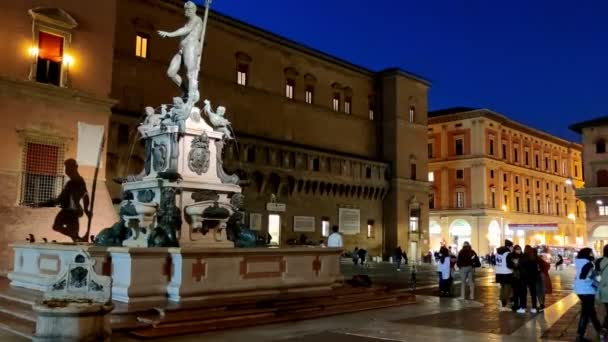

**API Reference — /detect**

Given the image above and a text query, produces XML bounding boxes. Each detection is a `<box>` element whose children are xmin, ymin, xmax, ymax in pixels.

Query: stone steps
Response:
<box><xmin>129</xmin><ymin>290</ymin><xmax>415</xmax><ymax>339</ymax></box>
<box><xmin>0</xmin><ymin>311</ymin><xmax>34</xmax><ymax>339</ymax></box>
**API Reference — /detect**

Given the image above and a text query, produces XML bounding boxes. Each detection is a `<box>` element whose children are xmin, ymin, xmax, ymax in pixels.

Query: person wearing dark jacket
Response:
<box><xmin>495</xmin><ymin>240</ymin><xmax>514</xmax><ymax>311</ymax></box>
<box><xmin>517</xmin><ymin>245</ymin><xmax>539</xmax><ymax>314</ymax></box>
<box><xmin>457</xmin><ymin>241</ymin><xmax>478</xmax><ymax>300</ymax></box>
<box><xmin>509</xmin><ymin>245</ymin><xmax>523</xmax><ymax>312</ymax></box>
<box><xmin>394</xmin><ymin>246</ymin><xmax>403</xmax><ymax>271</ymax></box>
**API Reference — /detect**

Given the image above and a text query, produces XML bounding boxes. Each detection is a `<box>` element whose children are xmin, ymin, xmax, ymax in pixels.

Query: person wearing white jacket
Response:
<box><xmin>437</xmin><ymin>246</ymin><xmax>451</xmax><ymax>296</ymax></box>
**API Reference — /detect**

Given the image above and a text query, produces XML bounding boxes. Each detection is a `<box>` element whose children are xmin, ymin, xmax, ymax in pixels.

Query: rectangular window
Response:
<box><xmin>490</xmin><ymin>170</ymin><xmax>494</xmax><ymax>179</ymax></box>
<box><xmin>305</xmin><ymin>86</ymin><xmax>314</xmax><ymax>104</ymax></box>
<box><xmin>525</xmin><ymin>151</ymin><xmax>529</xmax><ymax>165</ymax></box>
<box><xmin>456</xmin><ymin>191</ymin><xmax>465</xmax><ymax>208</ymax></box>
<box><xmin>428</xmin><ymin>171</ymin><xmax>434</xmax><ymax>182</ymax></box>
<box><xmin>344</xmin><ymin>97</ymin><xmax>352</xmax><ymax>114</ymax></box>
<box><xmin>455</xmin><ymin>138</ymin><xmax>464</xmax><ymax>156</ymax></box>
<box><xmin>575</xmin><ymin>164</ymin><xmax>579</xmax><ymax>177</ymax></box>
<box><xmin>504</xmin><ymin>194</ymin><xmax>509</xmax><ymax>207</ymax></box>
<box><xmin>546</xmin><ymin>200</ymin><xmax>551</xmax><ymax>215</ymax></box>
<box><xmin>502</xmin><ymin>143</ymin><xmax>507</xmax><ymax>159</ymax></box>
<box><xmin>600</xmin><ymin>206</ymin><xmax>608</xmax><ymax>216</ymax></box>
<box><xmin>20</xmin><ymin>141</ymin><xmax>65</xmax><ymax>206</ymax></box>
<box><xmin>409</xmin><ymin>217</ymin><xmax>419</xmax><ymax>232</ymax></box>
<box><xmin>515</xmin><ymin>176</ymin><xmax>519</xmax><ymax>185</ymax></box>
<box><xmin>409</xmin><ymin>106</ymin><xmax>416</xmax><ymax>123</ymax></box>
<box><xmin>537</xmin><ymin>199</ymin><xmax>541</xmax><ymax>214</ymax></box>
<box><xmin>428</xmin><ymin>143</ymin><xmax>433</xmax><ymax>159</ymax></box>
<box><xmin>489</xmin><ymin>140</ymin><xmax>494</xmax><ymax>156</ymax></box>
<box><xmin>565</xmin><ymin>203</ymin><xmax>568</xmax><ymax>215</ymax></box>
<box><xmin>367</xmin><ymin>222</ymin><xmax>374</xmax><ymax>238</ymax></box>
<box><xmin>503</xmin><ymin>173</ymin><xmax>508</xmax><ymax>182</ymax></box>
<box><xmin>545</xmin><ymin>157</ymin><xmax>549</xmax><ymax>170</ymax></box>
<box><xmin>516</xmin><ymin>197</ymin><xmax>520</xmax><ymax>211</ymax></box>
<box><xmin>535</xmin><ymin>154</ymin><xmax>539</xmax><ymax>168</ymax></box>
<box><xmin>536</xmin><ymin>180</ymin><xmax>540</xmax><ymax>188</ymax></box>
<box><xmin>285</xmin><ymin>79</ymin><xmax>295</xmax><ymax>99</ymax></box>
<box><xmin>514</xmin><ymin>148</ymin><xmax>519</xmax><ymax>162</ymax></box>
<box><xmin>554</xmin><ymin>159</ymin><xmax>558</xmax><ymax>173</ymax></box>
<box><xmin>321</xmin><ymin>220</ymin><xmax>330</xmax><ymax>237</ymax></box>
<box><xmin>556</xmin><ymin>203</ymin><xmax>560</xmax><ymax>216</ymax></box>
<box><xmin>332</xmin><ymin>93</ymin><xmax>340</xmax><ymax>111</ymax></box>
<box><xmin>36</xmin><ymin>31</ymin><xmax>64</xmax><ymax>86</ymax></box>
<box><xmin>237</xmin><ymin>64</ymin><xmax>248</xmax><ymax>86</ymax></box>
<box><xmin>368</xmin><ymin>109</ymin><xmax>374</xmax><ymax>121</ymax></box>
<box><xmin>135</xmin><ymin>33</ymin><xmax>149</xmax><ymax>58</ymax></box>
<box><xmin>429</xmin><ymin>193</ymin><xmax>435</xmax><ymax>209</ymax></box>
<box><xmin>562</xmin><ymin>160</ymin><xmax>567</xmax><ymax>175</ymax></box>
<box><xmin>491</xmin><ymin>191</ymin><xmax>496</xmax><ymax>208</ymax></box>
<box><xmin>456</xmin><ymin>169</ymin><xmax>464</xmax><ymax>179</ymax></box>
<box><xmin>411</xmin><ymin>163</ymin><xmax>417</xmax><ymax>180</ymax></box>
<box><xmin>526</xmin><ymin>178</ymin><xmax>530</xmax><ymax>186</ymax></box>
<box><xmin>527</xmin><ymin>198</ymin><xmax>531</xmax><ymax>213</ymax></box>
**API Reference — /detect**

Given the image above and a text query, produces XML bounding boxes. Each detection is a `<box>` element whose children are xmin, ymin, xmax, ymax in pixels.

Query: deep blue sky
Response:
<box><xmin>202</xmin><ymin>0</ymin><xmax>608</xmax><ymax>142</ymax></box>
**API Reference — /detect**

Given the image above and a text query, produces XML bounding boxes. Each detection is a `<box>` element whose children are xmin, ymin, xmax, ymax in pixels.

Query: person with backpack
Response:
<box><xmin>595</xmin><ymin>245</ymin><xmax>608</xmax><ymax>332</ymax></box>
<box><xmin>457</xmin><ymin>241</ymin><xmax>479</xmax><ymax>300</ymax></box>
<box><xmin>574</xmin><ymin>248</ymin><xmax>603</xmax><ymax>342</ymax></box>
<box><xmin>495</xmin><ymin>239</ymin><xmax>514</xmax><ymax>311</ymax></box>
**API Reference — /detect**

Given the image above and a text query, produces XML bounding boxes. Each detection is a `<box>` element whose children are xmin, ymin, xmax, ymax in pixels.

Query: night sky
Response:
<box><xmin>201</xmin><ymin>0</ymin><xmax>608</xmax><ymax>142</ymax></box>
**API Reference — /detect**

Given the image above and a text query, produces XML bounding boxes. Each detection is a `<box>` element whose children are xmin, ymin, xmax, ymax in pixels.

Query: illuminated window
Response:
<box><xmin>237</xmin><ymin>63</ymin><xmax>248</xmax><ymax>86</ymax></box>
<box><xmin>599</xmin><ymin>206</ymin><xmax>608</xmax><ymax>216</ymax></box>
<box><xmin>409</xmin><ymin>217</ymin><xmax>419</xmax><ymax>232</ymax></box>
<box><xmin>409</xmin><ymin>106</ymin><xmax>416</xmax><ymax>123</ymax></box>
<box><xmin>135</xmin><ymin>33</ymin><xmax>149</xmax><ymax>58</ymax></box>
<box><xmin>332</xmin><ymin>93</ymin><xmax>340</xmax><ymax>111</ymax></box>
<box><xmin>428</xmin><ymin>171</ymin><xmax>434</xmax><ymax>182</ymax></box>
<box><xmin>20</xmin><ymin>139</ymin><xmax>65</xmax><ymax>206</ymax></box>
<box><xmin>285</xmin><ymin>79</ymin><xmax>295</xmax><ymax>99</ymax></box>
<box><xmin>36</xmin><ymin>31</ymin><xmax>64</xmax><ymax>86</ymax></box>
<box><xmin>344</xmin><ymin>97</ymin><xmax>352</xmax><ymax>114</ymax></box>
<box><xmin>321</xmin><ymin>220</ymin><xmax>330</xmax><ymax>237</ymax></box>
<box><xmin>367</xmin><ymin>220</ymin><xmax>375</xmax><ymax>238</ymax></box>
<box><xmin>305</xmin><ymin>85</ymin><xmax>314</xmax><ymax>104</ymax></box>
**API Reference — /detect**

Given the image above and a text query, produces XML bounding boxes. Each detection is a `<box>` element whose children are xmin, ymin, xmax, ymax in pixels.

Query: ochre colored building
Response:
<box><xmin>570</xmin><ymin>117</ymin><xmax>608</xmax><ymax>253</ymax></box>
<box><xmin>428</xmin><ymin>108</ymin><xmax>585</xmax><ymax>256</ymax></box>
<box><xmin>107</xmin><ymin>0</ymin><xmax>431</xmax><ymax>260</ymax></box>
<box><xmin>0</xmin><ymin>1</ymin><xmax>118</xmax><ymax>273</ymax></box>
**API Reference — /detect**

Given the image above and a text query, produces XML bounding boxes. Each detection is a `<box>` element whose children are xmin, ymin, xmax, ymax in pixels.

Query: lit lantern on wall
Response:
<box><xmin>62</xmin><ymin>54</ymin><xmax>74</xmax><ymax>87</ymax></box>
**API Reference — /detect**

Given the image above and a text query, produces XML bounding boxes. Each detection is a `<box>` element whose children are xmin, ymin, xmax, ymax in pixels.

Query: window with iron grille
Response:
<box><xmin>20</xmin><ymin>139</ymin><xmax>66</xmax><ymax>206</ymax></box>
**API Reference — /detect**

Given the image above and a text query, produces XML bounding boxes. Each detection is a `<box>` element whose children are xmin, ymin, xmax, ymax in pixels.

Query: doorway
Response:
<box><xmin>268</xmin><ymin>214</ymin><xmax>281</xmax><ymax>246</ymax></box>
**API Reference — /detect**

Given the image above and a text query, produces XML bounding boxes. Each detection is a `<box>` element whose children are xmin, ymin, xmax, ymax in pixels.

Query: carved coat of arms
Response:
<box><xmin>153</xmin><ymin>142</ymin><xmax>168</xmax><ymax>172</ymax></box>
<box><xmin>188</xmin><ymin>133</ymin><xmax>210</xmax><ymax>175</ymax></box>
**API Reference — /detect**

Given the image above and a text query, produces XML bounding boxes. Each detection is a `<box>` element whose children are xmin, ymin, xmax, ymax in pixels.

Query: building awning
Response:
<box><xmin>508</xmin><ymin>224</ymin><xmax>558</xmax><ymax>232</ymax></box>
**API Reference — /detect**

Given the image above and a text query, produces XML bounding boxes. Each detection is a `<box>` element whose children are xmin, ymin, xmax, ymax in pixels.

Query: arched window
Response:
<box><xmin>598</xmin><ymin>169</ymin><xmax>608</xmax><ymax>187</ymax></box>
<box><xmin>597</xmin><ymin>139</ymin><xmax>606</xmax><ymax>154</ymax></box>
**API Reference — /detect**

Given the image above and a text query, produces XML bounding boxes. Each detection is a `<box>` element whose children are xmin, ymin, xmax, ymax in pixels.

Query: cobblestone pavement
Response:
<box><xmin>542</xmin><ymin>300</ymin><xmax>608</xmax><ymax>341</ymax></box>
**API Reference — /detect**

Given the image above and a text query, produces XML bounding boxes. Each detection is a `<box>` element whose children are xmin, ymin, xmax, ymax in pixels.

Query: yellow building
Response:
<box><xmin>428</xmin><ymin>108</ymin><xmax>585</xmax><ymax>255</ymax></box>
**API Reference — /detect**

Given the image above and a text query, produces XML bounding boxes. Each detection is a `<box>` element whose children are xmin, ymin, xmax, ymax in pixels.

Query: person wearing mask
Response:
<box><xmin>495</xmin><ymin>240</ymin><xmax>514</xmax><ymax>311</ymax></box>
<box><xmin>457</xmin><ymin>241</ymin><xmax>478</xmax><ymax>300</ymax></box>
<box><xmin>595</xmin><ymin>245</ymin><xmax>608</xmax><ymax>332</ymax></box>
<box><xmin>536</xmin><ymin>249</ymin><xmax>552</xmax><ymax>313</ymax></box>
<box><xmin>438</xmin><ymin>247</ymin><xmax>451</xmax><ymax>297</ymax></box>
<box><xmin>518</xmin><ymin>245</ymin><xmax>539</xmax><ymax>314</ymax></box>
<box><xmin>509</xmin><ymin>245</ymin><xmax>523</xmax><ymax>312</ymax></box>
<box><xmin>574</xmin><ymin>248</ymin><xmax>603</xmax><ymax>342</ymax></box>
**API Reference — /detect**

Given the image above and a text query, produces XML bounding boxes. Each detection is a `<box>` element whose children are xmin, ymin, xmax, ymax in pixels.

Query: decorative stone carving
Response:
<box><xmin>216</xmin><ymin>140</ymin><xmax>239</xmax><ymax>184</ymax></box>
<box><xmin>226</xmin><ymin>194</ymin><xmax>270</xmax><ymax>248</ymax></box>
<box><xmin>188</xmin><ymin>132</ymin><xmax>210</xmax><ymax>175</ymax></box>
<box><xmin>152</xmin><ymin>142</ymin><xmax>168</xmax><ymax>171</ymax></box>
<box><xmin>137</xmin><ymin>189</ymin><xmax>155</xmax><ymax>203</ymax></box>
<box><xmin>148</xmin><ymin>188</ymin><xmax>181</xmax><ymax>247</ymax></box>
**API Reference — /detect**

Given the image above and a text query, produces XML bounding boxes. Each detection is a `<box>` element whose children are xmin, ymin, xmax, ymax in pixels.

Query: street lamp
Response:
<box><xmin>28</xmin><ymin>46</ymin><xmax>39</xmax><ymax>80</ymax></box>
<box><xmin>63</xmin><ymin>54</ymin><xmax>74</xmax><ymax>87</ymax></box>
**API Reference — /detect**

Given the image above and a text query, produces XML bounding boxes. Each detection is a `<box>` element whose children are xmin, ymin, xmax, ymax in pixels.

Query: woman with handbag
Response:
<box><xmin>574</xmin><ymin>248</ymin><xmax>603</xmax><ymax>342</ymax></box>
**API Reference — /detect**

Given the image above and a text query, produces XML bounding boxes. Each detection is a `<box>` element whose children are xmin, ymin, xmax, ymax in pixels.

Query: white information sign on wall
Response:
<box><xmin>266</xmin><ymin>203</ymin><xmax>286</xmax><ymax>212</ymax></box>
<box><xmin>249</xmin><ymin>213</ymin><xmax>262</xmax><ymax>231</ymax></box>
<box><xmin>339</xmin><ymin>208</ymin><xmax>360</xmax><ymax>235</ymax></box>
<box><xmin>293</xmin><ymin>216</ymin><xmax>315</xmax><ymax>232</ymax></box>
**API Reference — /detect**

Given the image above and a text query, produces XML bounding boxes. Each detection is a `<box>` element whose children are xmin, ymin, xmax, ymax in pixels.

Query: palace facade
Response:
<box><xmin>428</xmin><ymin>108</ymin><xmax>585</xmax><ymax>256</ymax></box>
<box><xmin>570</xmin><ymin>117</ymin><xmax>608</xmax><ymax>253</ymax></box>
<box><xmin>0</xmin><ymin>1</ymin><xmax>118</xmax><ymax>273</ymax></box>
<box><xmin>108</xmin><ymin>0</ymin><xmax>432</xmax><ymax>259</ymax></box>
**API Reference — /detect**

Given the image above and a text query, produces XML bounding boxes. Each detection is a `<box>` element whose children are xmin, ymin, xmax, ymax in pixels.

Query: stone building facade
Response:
<box><xmin>570</xmin><ymin>117</ymin><xmax>608</xmax><ymax>253</ymax></box>
<box><xmin>428</xmin><ymin>108</ymin><xmax>585</xmax><ymax>256</ymax></box>
<box><xmin>0</xmin><ymin>1</ymin><xmax>118</xmax><ymax>273</ymax></box>
<box><xmin>107</xmin><ymin>0</ymin><xmax>431</xmax><ymax>259</ymax></box>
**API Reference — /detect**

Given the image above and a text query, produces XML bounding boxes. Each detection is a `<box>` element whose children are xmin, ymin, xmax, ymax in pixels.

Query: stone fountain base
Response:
<box><xmin>8</xmin><ymin>243</ymin><xmax>343</xmax><ymax>303</ymax></box>
<box><xmin>32</xmin><ymin>300</ymin><xmax>113</xmax><ymax>342</ymax></box>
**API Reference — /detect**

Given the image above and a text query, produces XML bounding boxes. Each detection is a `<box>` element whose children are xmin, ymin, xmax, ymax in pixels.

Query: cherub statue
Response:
<box><xmin>203</xmin><ymin>99</ymin><xmax>233</xmax><ymax>139</ymax></box>
<box><xmin>138</xmin><ymin>106</ymin><xmax>162</xmax><ymax>137</ymax></box>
